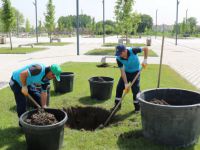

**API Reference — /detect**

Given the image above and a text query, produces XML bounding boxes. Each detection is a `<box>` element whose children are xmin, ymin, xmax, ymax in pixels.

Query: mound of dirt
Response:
<box><xmin>96</xmin><ymin>63</ymin><xmax>110</xmax><ymax>68</ymax></box>
<box><xmin>63</xmin><ymin>106</ymin><xmax>111</xmax><ymax>131</ymax></box>
<box><xmin>149</xmin><ymin>98</ymin><xmax>169</xmax><ymax>105</ymax></box>
<box><xmin>26</xmin><ymin>111</ymin><xmax>58</xmax><ymax>126</ymax></box>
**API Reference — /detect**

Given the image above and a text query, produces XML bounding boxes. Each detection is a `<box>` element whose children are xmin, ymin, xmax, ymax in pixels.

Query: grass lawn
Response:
<box><xmin>103</xmin><ymin>43</ymin><xmax>146</xmax><ymax>47</ymax></box>
<box><xmin>0</xmin><ymin>47</ymin><xmax>46</xmax><ymax>54</ymax></box>
<box><xmin>34</xmin><ymin>42</ymin><xmax>72</xmax><ymax>46</ymax></box>
<box><xmin>0</xmin><ymin>62</ymin><xmax>199</xmax><ymax>150</ymax></box>
<box><xmin>85</xmin><ymin>48</ymin><xmax>158</xmax><ymax>57</ymax></box>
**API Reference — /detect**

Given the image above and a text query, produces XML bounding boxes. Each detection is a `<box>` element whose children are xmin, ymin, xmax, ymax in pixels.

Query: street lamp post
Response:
<box><xmin>17</xmin><ymin>13</ymin><xmax>19</xmax><ymax>37</ymax></box>
<box><xmin>175</xmin><ymin>0</ymin><xmax>179</xmax><ymax>45</ymax></box>
<box><xmin>102</xmin><ymin>0</ymin><xmax>105</xmax><ymax>44</ymax></box>
<box><xmin>33</xmin><ymin>0</ymin><xmax>38</xmax><ymax>43</ymax></box>
<box><xmin>186</xmin><ymin>9</ymin><xmax>188</xmax><ymax>24</ymax></box>
<box><xmin>155</xmin><ymin>9</ymin><xmax>158</xmax><ymax>39</ymax></box>
<box><xmin>76</xmin><ymin>0</ymin><xmax>80</xmax><ymax>55</ymax></box>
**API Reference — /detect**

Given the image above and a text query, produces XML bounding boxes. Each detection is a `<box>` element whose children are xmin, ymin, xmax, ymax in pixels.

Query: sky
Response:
<box><xmin>0</xmin><ymin>0</ymin><xmax>200</xmax><ymax>27</ymax></box>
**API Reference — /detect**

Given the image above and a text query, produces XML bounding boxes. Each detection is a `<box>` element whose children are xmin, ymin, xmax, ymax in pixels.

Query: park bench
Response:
<box><xmin>118</xmin><ymin>38</ymin><xmax>130</xmax><ymax>44</ymax></box>
<box><xmin>51</xmin><ymin>37</ymin><xmax>61</xmax><ymax>43</ymax></box>
<box><xmin>18</xmin><ymin>43</ymin><xmax>34</xmax><ymax>48</ymax></box>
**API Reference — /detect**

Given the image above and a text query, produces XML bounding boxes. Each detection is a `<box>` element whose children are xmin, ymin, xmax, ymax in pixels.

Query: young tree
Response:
<box><xmin>137</xmin><ymin>14</ymin><xmax>153</xmax><ymax>33</ymax></box>
<box><xmin>44</xmin><ymin>0</ymin><xmax>55</xmax><ymax>42</ymax></box>
<box><xmin>25</xmin><ymin>18</ymin><xmax>31</xmax><ymax>33</ymax></box>
<box><xmin>13</xmin><ymin>8</ymin><xmax>24</xmax><ymax>36</ymax></box>
<box><xmin>132</xmin><ymin>12</ymin><xmax>141</xmax><ymax>35</ymax></box>
<box><xmin>1</xmin><ymin>0</ymin><xmax>15</xmax><ymax>50</ymax></box>
<box><xmin>115</xmin><ymin>0</ymin><xmax>135</xmax><ymax>43</ymax></box>
<box><xmin>187</xmin><ymin>17</ymin><xmax>197</xmax><ymax>34</ymax></box>
<box><xmin>38</xmin><ymin>20</ymin><xmax>43</xmax><ymax>36</ymax></box>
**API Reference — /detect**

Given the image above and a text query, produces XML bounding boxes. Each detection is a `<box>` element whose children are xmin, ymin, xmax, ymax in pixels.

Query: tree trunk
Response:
<box><xmin>49</xmin><ymin>33</ymin><xmax>52</xmax><ymax>43</ymax></box>
<box><xmin>126</xmin><ymin>31</ymin><xmax>128</xmax><ymax>44</ymax></box>
<box><xmin>9</xmin><ymin>32</ymin><xmax>13</xmax><ymax>50</ymax></box>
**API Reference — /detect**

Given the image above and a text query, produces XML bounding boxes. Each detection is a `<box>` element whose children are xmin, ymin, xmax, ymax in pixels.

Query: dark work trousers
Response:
<box><xmin>9</xmin><ymin>78</ymin><xmax>41</xmax><ymax>118</ymax></box>
<box><xmin>115</xmin><ymin>71</ymin><xmax>140</xmax><ymax>105</ymax></box>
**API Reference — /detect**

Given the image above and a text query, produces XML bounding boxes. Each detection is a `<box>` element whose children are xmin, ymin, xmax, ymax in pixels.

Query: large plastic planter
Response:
<box><xmin>88</xmin><ymin>76</ymin><xmax>114</xmax><ymax>100</ymax></box>
<box><xmin>53</xmin><ymin>72</ymin><xmax>74</xmax><ymax>93</ymax></box>
<box><xmin>20</xmin><ymin>108</ymin><xmax>68</xmax><ymax>150</ymax></box>
<box><xmin>137</xmin><ymin>88</ymin><xmax>200</xmax><ymax>147</ymax></box>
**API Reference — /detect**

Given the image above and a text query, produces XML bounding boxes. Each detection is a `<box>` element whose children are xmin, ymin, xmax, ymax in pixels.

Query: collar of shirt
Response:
<box><xmin>120</xmin><ymin>50</ymin><xmax>130</xmax><ymax>60</ymax></box>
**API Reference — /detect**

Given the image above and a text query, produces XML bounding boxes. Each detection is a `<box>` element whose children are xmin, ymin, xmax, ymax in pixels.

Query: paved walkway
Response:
<box><xmin>1</xmin><ymin>36</ymin><xmax>200</xmax><ymax>90</ymax></box>
<box><xmin>150</xmin><ymin>37</ymin><xmax>200</xmax><ymax>90</ymax></box>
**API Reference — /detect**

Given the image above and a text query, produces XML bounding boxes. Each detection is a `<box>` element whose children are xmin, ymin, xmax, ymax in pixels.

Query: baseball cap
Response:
<box><xmin>50</xmin><ymin>64</ymin><xmax>62</xmax><ymax>81</ymax></box>
<box><xmin>115</xmin><ymin>45</ymin><xmax>126</xmax><ymax>56</ymax></box>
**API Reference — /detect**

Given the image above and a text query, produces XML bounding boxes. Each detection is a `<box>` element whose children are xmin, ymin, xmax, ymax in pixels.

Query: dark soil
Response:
<box><xmin>26</xmin><ymin>111</ymin><xmax>58</xmax><ymax>125</ymax></box>
<box><xmin>63</xmin><ymin>106</ymin><xmax>111</xmax><ymax>131</ymax></box>
<box><xmin>96</xmin><ymin>63</ymin><xmax>110</xmax><ymax>68</ymax></box>
<box><xmin>149</xmin><ymin>98</ymin><xmax>169</xmax><ymax>105</ymax></box>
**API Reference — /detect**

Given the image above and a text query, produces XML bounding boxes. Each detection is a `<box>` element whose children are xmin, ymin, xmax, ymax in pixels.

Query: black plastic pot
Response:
<box><xmin>53</xmin><ymin>72</ymin><xmax>74</xmax><ymax>93</ymax></box>
<box><xmin>88</xmin><ymin>76</ymin><xmax>114</xmax><ymax>100</ymax></box>
<box><xmin>26</xmin><ymin>84</ymin><xmax>50</xmax><ymax>108</ymax></box>
<box><xmin>20</xmin><ymin>108</ymin><xmax>68</xmax><ymax>150</ymax></box>
<box><xmin>137</xmin><ymin>88</ymin><xmax>200</xmax><ymax>147</ymax></box>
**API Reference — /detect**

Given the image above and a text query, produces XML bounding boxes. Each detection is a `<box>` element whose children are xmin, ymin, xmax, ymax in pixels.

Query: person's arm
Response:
<box><xmin>120</xmin><ymin>68</ymin><xmax>128</xmax><ymax>85</ymax></box>
<box><xmin>142</xmin><ymin>47</ymin><xmax>148</xmax><ymax>67</ymax></box>
<box><xmin>20</xmin><ymin>70</ymin><xmax>29</xmax><ymax>86</ymax></box>
<box><xmin>40</xmin><ymin>83</ymin><xmax>50</xmax><ymax>108</ymax></box>
<box><xmin>117</xmin><ymin>58</ymin><xmax>129</xmax><ymax>86</ymax></box>
<box><xmin>142</xmin><ymin>47</ymin><xmax>148</xmax><ymax>59</ymax></box>
<box><xmin>20</xmin><ymin>70</ymin><xmax>29</xmax><ymax>96</ymax></box>
<box><xmin>41</xmin><ymin>92</ymin><xmax>47</xmax><ymax>108</ymax></box>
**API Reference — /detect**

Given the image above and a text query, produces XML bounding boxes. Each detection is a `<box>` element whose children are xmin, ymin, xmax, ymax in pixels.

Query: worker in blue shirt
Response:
<box><xmin>9</xmin><ymin>63</ymin><xmax>61</xmax><ymax>120</ymax></box>
<box><xmin>111</xmin><ymin>44</ymin><xmax>148</xmax><ymax>113</ymax></box>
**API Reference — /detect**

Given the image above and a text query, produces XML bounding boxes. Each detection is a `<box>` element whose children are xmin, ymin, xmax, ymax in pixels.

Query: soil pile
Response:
<box><xmin>149</xmin><ymin>98</ymin><xmax>169</xmax><ymax>105</ymax></box>
<box><xmin>96</xmin><ymin>63</ymin><xmax>110</xmax><ymax>68</ymax></box>
<box><xmin>26</xmin><ymin>111</ymin><xmax>58</xmax><ymax>125</ymax></box>
<box><xmin>63</xmin><ymin>106</ymin><xmax>110</xmax><ymax>131</ymax></box>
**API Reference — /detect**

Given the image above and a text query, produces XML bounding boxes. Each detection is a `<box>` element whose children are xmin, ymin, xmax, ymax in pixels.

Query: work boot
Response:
<box><xmin>134</xmin><ymin>103</ymin><xmax>140</xmax><ymax>114</ymax></box>
<box><xmin>110</xmin><ymin>101</ymin><xmax>121</xmax><ymax>113</ymax></box>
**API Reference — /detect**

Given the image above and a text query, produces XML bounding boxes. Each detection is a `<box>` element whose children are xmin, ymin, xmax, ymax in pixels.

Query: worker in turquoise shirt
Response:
<box><xmin>9</xmin><ymin>63</ymin><xmax>61</xmax><ymax>126</ymax></box>
<box><xmin>111</xmin><ymin>44</ymin><xmax>148</xmax><ymax>113</ymax></box>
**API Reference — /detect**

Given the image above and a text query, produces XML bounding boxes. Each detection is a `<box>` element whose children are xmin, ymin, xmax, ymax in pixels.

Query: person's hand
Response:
<box><xmin>43</xmin><ymin>105</ymin><xmax>47</xmax><ymax>109</ymax></box>
<box><xmin>124</xmin><ymin>83</ymin><xmax>130</xmax><ymax>94</ymax></box>
<box><xmin>142</xmin><ymin>59</ymin><xmax>147</xmax><ymax>68</ymax></box>
<box><xmin>21</xmin><ymin>86</ymin><xmax>28</xmax><ymax>96</ymax></box>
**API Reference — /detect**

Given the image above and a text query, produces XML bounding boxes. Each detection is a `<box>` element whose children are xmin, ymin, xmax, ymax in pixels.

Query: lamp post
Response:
<box><xmin>102</xmin><ymin>0</ymin><xmax>105</xmax><ymax>44</ymax></box>
<box><xmin>175</xmin><ymin>0</ymin><xmax>179</xmax><ymax>45</ymax></box>
<box><xmin>186</xmin><ymin>9</ymin><xmax>188</xmax><ymax>24</ymax></box>
<box><xmin>33</xmin><ymin>0</ymin><xmax>38</xmax><ymax>43</ymax></box>
<box><xmin>155</xmin><ymin>9</ymin><xmax>158</xmax><ymax>39</ymax></box>
<box><xmin>76</xmin><ymin>0</ymin><xmax>80</xmax><ymax>55</ymax></box>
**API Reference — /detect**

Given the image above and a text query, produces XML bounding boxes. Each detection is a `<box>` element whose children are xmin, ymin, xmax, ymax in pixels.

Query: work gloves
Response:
<box><xmin>21</xmin><ymin>86</ymin><xmax>28</xmax><ymax>96</ymax></box>
<box><xmin>124</xmin><ymin>83</ymin><xmax>130</xmax><ymax>94</ymax></box>
<box><xmin>142</xmin><ymin>59</ymin><xmax>147</xmax><ymax>68</ymax></box>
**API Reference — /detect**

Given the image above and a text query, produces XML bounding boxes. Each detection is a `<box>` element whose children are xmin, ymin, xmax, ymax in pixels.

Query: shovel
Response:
<box><xmin>27</xmin><ymin>94</ymin><xmax>44</xmax><ymax>112</ymax></box>
<box><xmin>96</xmin><ymin>68</ymin><xmax>143</xmax><ymax>130</ymax></box>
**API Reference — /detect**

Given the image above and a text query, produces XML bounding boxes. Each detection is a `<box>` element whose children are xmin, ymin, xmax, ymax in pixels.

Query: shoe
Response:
<box><xmin>110</xmin><ymin>103</ymin><xmax>121</xmax><ymax>113</ymax></box>
<box><xmin>134</xmin><ymin>103</ymin><xmax>140</xmax><ymax>114</ymax></box>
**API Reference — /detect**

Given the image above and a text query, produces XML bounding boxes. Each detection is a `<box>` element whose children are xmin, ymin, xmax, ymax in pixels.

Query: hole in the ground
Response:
<box><xmin>63</xmin><ymin>106</ymin><xmax>111</xmax><ymax>131</ymax></box>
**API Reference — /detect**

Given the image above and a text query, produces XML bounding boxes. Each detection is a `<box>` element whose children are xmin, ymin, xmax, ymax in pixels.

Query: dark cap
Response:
<box><xmin>115</xmin><ymin>45</ymin><xmax>126</xmax><ymax>56</ymax></box>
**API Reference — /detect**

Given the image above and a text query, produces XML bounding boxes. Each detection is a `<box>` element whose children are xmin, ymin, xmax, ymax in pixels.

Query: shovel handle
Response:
<box><xmin>27</xmin><ymin>94</ymin><xmax>41</xmax><ymax>109</ymax></box>
<box><xmin>103</xmin><ymin>69</ymin><xmax>143</xmax><ymax>127</ymax></box>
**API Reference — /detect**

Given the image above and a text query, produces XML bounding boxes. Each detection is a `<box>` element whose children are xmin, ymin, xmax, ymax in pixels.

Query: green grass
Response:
<box><xmin>85</xmin><ymin>48</ymin><xmax>158</xmax><ymax>57</ymax></box>
<box><xmin>103</xmin><ymin>43</ymin><xmax>146</xmax><ymax>47</ymax></box>
<box><xmin>34</xmin><ymin>42</ymin><xmax>72</xmax><ymax>46</ymax></box>
<box><xmin>0</xmin><ymin>47</ymin><xmax>47</xmax><ymax>54</ymax></box>
<box><xmin>0</xmin><ymin>63</ymin><xmax>199</xmax><ymax>150</ymax></box>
